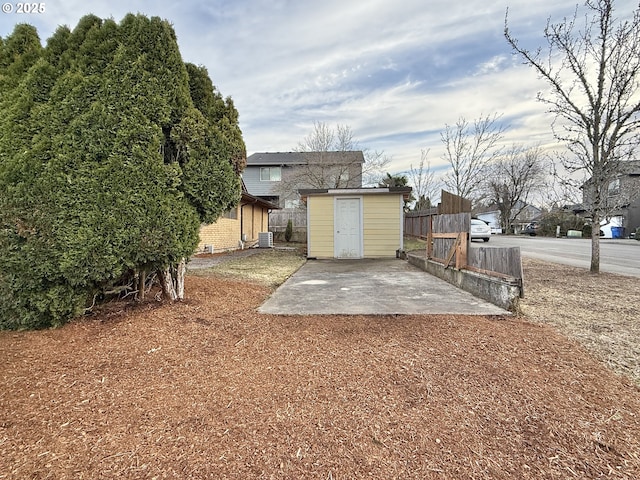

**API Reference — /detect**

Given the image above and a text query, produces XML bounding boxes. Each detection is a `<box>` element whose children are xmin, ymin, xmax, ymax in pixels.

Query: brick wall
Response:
<box><xmin>197</xmin><ymin>216</ymin><xmax>241</xmax><ymax>253</ymax></box>
<box><xmin>197</xmin><ymin>204</ymin><xmax>271</xmax><ymax>253</ymax></box>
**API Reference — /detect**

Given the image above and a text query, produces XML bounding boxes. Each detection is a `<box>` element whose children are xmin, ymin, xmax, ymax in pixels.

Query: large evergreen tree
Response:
<box><xmin>0</xmin><ymin>14</ymin><xmax>245</xmax><ymax>329</ymax></box>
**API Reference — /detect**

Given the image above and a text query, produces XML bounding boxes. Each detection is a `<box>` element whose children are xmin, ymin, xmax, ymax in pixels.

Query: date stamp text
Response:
<box><xmin>2</xmin><ymin>3</ymin><xmax>46</xmax><ymax>14</ymax></box>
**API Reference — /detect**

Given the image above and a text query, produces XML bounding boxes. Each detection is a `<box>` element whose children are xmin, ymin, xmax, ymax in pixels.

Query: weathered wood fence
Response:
<box><xmin>411</xmin><ymin>212</ymin><xmax>523</xmax><ymax>294</ymax></box>
<box><xmin>269</xmin><ymin>210</ymin><xmax>307</xmax><ymax>229</ymax></box>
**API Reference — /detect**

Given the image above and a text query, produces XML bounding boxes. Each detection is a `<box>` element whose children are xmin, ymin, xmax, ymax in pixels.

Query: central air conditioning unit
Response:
<box><xmin>203</xmin><ymin>244</ymin><xmax>214</xmax><ymax>254</ymax></box>
<box><xmin>258</xmin><ymin>232</ymin><xmax>273</xmax><ymax>248</ymax></box>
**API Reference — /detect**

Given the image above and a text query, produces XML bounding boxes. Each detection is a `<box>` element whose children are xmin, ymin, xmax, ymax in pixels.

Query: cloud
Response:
<box><xmin>3</xmin><ymin>0</ymin><xmax>636</xmax><ymax>183</ymax></box>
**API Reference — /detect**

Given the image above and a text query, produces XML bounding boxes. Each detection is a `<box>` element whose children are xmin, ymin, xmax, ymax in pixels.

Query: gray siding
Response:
<box><xmin>242</xmin><ymin>166</ymin><xmax>280</xmax><ymax>197</ymax></box>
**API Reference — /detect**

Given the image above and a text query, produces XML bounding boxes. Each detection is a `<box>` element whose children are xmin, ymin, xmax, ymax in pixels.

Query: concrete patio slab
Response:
<box><xmin>258</xmin><ymin>258</ymin><xmax>510</xmax><ymax>315</ymax></box>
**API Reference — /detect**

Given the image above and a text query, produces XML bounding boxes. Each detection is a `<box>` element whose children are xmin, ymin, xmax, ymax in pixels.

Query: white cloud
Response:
<box><xmin>2</xmin><ymin>0</ymin><xmax>638</xmax><ymax>182</ymax></box>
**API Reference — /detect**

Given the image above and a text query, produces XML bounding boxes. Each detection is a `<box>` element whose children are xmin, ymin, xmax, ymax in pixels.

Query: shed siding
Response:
<box><xmin>363</xmin><ymin>195</ymin><xmax>402</xmax><ymax>257</ymax></box>
<box><xmin>306</xmin><ymin>192</ymin><xmax>404</xmax><ymax>258</ymax></box>
<box><xmin>307</xmin><ymin>196</ymin><xmax>335</xmax><ymax>258</ymax></box>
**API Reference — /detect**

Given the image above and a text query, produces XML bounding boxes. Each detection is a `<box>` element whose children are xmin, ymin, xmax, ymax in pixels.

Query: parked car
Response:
<box><xmin>470</xmin><ymin>218</ymin><xmax>491</xmax><ymax>242</ymax></box>
<box><xmin>522</xmin><ymin>222</ymin><xmax>539</xmax><ymax>236</ymax></box>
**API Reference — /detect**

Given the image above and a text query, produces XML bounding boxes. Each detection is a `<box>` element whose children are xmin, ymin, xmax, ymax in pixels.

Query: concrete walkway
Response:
<box><xmin>259</xmin><ymin>258</ymin><xmax>510</xmax><ymax>315</ymax></box>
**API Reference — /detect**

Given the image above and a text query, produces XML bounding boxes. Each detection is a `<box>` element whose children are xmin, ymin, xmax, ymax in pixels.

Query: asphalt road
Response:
<box><xmin>474</xmin><ymin>235</ymin><xmax>640</xmax><ymax>278</ymax></box>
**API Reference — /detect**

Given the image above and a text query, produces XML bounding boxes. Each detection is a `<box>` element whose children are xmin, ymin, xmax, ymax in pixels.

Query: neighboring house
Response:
<box><xmin>198</xmin><ymin>182</ymin><xmax>278</xmax><ymax>253</ymax></box>
<box><xmin>580</xmin><ymin>160</ymin><xmax>640</xmax><ymax>237</ymax></box>
<box><xmin>299</xmin><ymin>186</ymin><xmax>412</xmax><ymax>259</ymax></box>
<box><xmin>243</xmin><ymin>151</ymin><xmax>365</xmax><ymax>209</ymax></box>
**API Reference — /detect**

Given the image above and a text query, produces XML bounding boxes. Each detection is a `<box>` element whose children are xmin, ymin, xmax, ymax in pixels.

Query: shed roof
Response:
<box><xmin>299</xmin><ymin>186</ymin><xmax>412</xmax><ymax>200</ymax></box>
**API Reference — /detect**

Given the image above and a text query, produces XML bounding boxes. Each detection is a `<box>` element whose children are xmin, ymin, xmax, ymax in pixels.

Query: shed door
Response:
<box><xmin>335</xmin><ymin>198</ymin><xmax>362</xmax><ymax>258</ymax></box>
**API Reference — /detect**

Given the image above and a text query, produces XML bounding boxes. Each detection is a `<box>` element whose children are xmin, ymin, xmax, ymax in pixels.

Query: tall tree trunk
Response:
<box><xmin>591</xmin><ymin>213</ymin><xmax>601</xmax><ymax>273</ymax></box>
<box><xmin>159</xmin><ymin>266</ymin><xmax>177</xmax><ymax>301</ymax></box>
<box><xmin>175</xmin><ymin>258</ymin><xmax>186</xmax><ymax>300</ymax></box>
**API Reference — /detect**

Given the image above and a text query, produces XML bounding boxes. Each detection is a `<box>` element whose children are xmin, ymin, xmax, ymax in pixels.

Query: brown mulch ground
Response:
<box><xmin>2</xmin><ymin>261</ymin><xmax>640</xmax><ymax>479</ymax></box>
<box><xmin>520</xmin><ymin>258</ymin><xmax>640</xmax><ymax>385</ymax></box>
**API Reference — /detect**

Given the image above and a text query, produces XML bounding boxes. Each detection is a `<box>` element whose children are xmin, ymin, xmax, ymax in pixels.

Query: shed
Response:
<box><xmin>299</xmin><ymin>187</ymin><xmax>412</xmax><ymax>259</ymax></box>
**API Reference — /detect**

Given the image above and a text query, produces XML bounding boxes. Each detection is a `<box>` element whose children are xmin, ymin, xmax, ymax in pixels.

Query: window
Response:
<box><xmin>223</xmin><ymin>207</ymin><xmax>237</xmax><ymax>219</ymax></box>
<box><xmin>608</xmin><ymin>178</ymin><xmax>621</xmax><ymax>196</ymax></box>
<box><xmin>260</xmin><ymin>167</ymin><xmax>281</xmax><ymax>182</ymax></box>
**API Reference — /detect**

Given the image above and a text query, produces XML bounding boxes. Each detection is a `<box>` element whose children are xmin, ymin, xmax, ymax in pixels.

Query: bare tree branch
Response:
<box><xmin>483</xmin><ymin>145</ymin><xmax>547</xmax><ymax>233</ymax></box>
<box><xmin>441</xmin><ymin>113</ymin><xmax>506</xmax><ymax>204</ymax></box>
<box><xmin>408</xmin><ymin>149</ymin><xmax>438</xmax><ymax>210</ymax></box>
<box><xmin>505</xmin><ymin>0</ymin><xmax>640</xmax><ymax>272</ymax></box>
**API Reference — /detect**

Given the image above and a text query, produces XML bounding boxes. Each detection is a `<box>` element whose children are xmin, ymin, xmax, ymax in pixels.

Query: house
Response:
<box><xmin>475</xmin><ymin>202</ymin><xmax>542</xmax><ymax>234</ymax></box>
<box><xmin>580</xmin><ymin>160</ymin><xmax>640</xmax><ymax>237</ymax></box>
<box><xmin>243</xmin><ymin>151</ymin><xmax>365</xmax><ymax>208</ymax></box>
<box><xmin>197</xmin><ymin>182</ymin><xmax>278</xmax><ymax>253</ymax></box>
<box><xmin>299</xmin><ymin>186</ymin><xmax>412</xmax><ymax>259</ymax></box>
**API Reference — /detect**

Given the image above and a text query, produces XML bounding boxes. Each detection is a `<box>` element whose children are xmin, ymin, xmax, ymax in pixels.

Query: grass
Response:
<box><xmin>403</xmin><ymin>235</ymin><xmax>427</xmax><ymax>252</ymax></box>
<box><xmin>189</xmin><ymin>248</ymin><xmax>307</xmax><ymax>287</ymax></box>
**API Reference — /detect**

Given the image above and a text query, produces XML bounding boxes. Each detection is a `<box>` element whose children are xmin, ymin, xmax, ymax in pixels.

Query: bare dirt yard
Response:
<box><xmin>1</xmin><ymin>249</ymin><xmax>640</xmax><ymax>479</ymax></box>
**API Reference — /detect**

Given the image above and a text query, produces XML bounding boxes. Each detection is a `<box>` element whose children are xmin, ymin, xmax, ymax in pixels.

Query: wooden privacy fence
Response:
<box><xmin>428</xmin><ymin>213</ymin><xmax>470</xmax><ymax>270</ymax></box>
<box><xmin>405</xmin><ymin>208</ymin><xmax>438</xmax><ymax>238</ymax></box>
<box><xmin>419</xmin><ymin>212</ymin><xmax>524</xmax><ymax>295</ymax></box>
<box><xmin>269</xmin><ymin>210</ymin><xmax>307</xmax><ymax>230</ymax></box>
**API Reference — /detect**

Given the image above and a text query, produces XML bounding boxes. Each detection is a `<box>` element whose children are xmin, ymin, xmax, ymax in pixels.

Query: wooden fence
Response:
<box><xmin>404</xmin><ymin>208</ymin><xmax>438</xmax><ymax>238</ymax></box>
<box><xmin>269</xmin><ymin>210</ymin><xmax>307</xmax><ymax>230</ymax></box>
<box><xmin>412</xmin><ymin>212</ymin><xmax>523</xmax><ymax>294</ymax></box>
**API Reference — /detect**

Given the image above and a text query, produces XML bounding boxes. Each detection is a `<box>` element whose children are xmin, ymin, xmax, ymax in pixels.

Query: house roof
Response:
<box><xmin>240</xmin><ymin>192</ymin><xmax>279</xmax><ymax>210</ymax></box>
<box><xmin>247</xmin><ymin>151</ymin><xmax>365</xmax><ymax>166</ymax></box>
<box><xmin>240</xmin><ymin>179</ymin><xmax>279</xmax><ymax>209</ymax></box>
<box><xmin>299</xmin><ymin>186</ymin><xmax>412</xmax><ymax>200</ymax></box>
<box><xmin>247</xmin><ymin>152</ymin><xmax>306</xmax><ymax>165</ymax></box>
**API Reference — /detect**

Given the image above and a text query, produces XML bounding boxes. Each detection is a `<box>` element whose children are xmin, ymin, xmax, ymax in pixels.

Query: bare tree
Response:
<box><xmin>505</xmin><ymin>0</ymin><xmax>640</xmax><ymax>273</ymax></box>
<box><xmin>361</xmin><ymin>149</ymin><xmax>392</xmax><ymax>187</ymax></box>
<box><xmin>441</xmin><ymin>113</ymin><xmax>506</xmax><ymax>205</ymax></box>
<box><xmin>283</xmin><ymin>121</ymin><xmax>390</xmax><ymax>192</ymax></box>
<box><xmin>483</xmin><ymin>145</ymin><xmax>547</xmax><ymax>233</ymax></box>
<box><xmin>407</xmin><ymin>148</ymin><xmax>438</xmax><ymax>210</ymax></box>
<box><xmin>297</xmin><ymin>121</ymin><xmax>340</xmax><ymax>152</ymax></box>
<box><xmin>542</xmin><ymin>156</ymin><xmax>585</xmax><ymax>210</ymax></box>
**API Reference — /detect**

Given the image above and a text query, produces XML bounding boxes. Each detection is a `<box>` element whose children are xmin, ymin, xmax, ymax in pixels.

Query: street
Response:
<box><xmin>474</xmin><ymin>235</ymin><xmax>640</xmax><ymax>278</ymax></box>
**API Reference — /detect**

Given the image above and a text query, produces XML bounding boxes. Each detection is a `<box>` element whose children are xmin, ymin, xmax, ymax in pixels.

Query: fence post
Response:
<box><xmin>426</xmin><ymin>215</ymin><xmax>433</xmax><ymax>259</ymax></box>
<box><xmin>456</xmin><ymin>232</ymin><xmax>468</xmax><ymax>269</ymax></box>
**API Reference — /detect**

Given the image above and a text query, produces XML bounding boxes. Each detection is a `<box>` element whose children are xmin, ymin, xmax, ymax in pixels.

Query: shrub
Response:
<box><xmin>285</xmin><ymin>219</ymin><xmax>293</xmax><ymax>242</ymax></box>
<box><xmin>538</xmin><ymin>212</ymin><xmax>586</xmax><ymax>237</ymax></box>
<box><xmin>0</xmin><ymin>15</ymin><xmax>244</xmax><ymax>329</ymax></box>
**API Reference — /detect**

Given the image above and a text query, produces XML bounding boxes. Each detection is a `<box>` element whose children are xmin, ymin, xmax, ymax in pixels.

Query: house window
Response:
<box><xmin>260</xmin><ymin>167</ymin><xmax>281</xmax><ymax>182</ymax></box>
<box><xmin>223</xmin><ymin>207</ymin><xmax>237</xmax><ymax>220</ymax></box>
<box><xmin>608</xmin><ymin>178</ymin><xmax>620</xmax><ymax>196</ymax></box>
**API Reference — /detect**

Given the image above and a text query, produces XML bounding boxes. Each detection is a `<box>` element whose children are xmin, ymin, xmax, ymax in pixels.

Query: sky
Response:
<box><xmin>1</xmin><ymin>0</ymin><xmax>638</xmax><ymax>184</ymax></box>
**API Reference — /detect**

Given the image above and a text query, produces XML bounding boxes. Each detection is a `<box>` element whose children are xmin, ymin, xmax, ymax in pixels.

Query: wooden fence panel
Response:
<box><xmin>431</xmin><ymin>213</ymin><xmax>470</xmax><ymax>260</ymax></box>
<box><xmin>406</xmin><ymin>211</ymin><xmax>523</xmax><ymax>289</ymax></box>
<box><xmin>468</xmin><ymin>247</ymin><xmax>523</xmax><ymax>280</ymax></box>
<box><xmin>439</xmin><ymin>191</ymin><xmax>471</xmax><ymax>214</ymax></box>
<box><xmin>270</xmin><ymin>210</ymin><xmax>307</xmax><ymax>229</ymax></box>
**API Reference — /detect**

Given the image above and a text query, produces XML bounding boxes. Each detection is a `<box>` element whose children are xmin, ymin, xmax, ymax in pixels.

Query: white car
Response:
<box><xmin>471</xmin><ymin>218</ymin><xmax>491</xmax><ymax>242</ymax></box>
